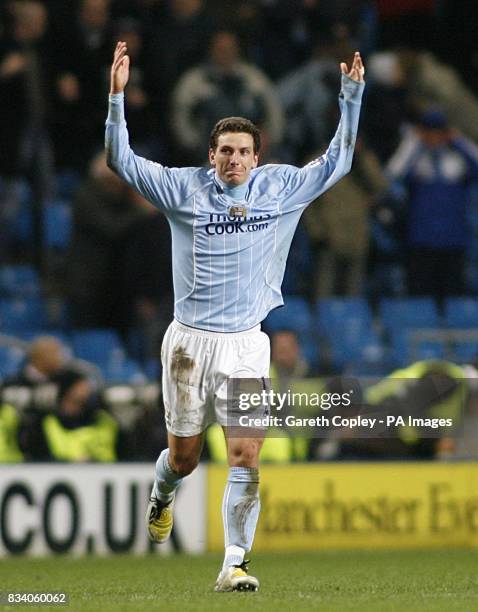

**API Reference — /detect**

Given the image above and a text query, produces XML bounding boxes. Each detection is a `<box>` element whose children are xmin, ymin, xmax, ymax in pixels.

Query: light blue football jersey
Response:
<box><xmin>105</xmin><ymin>75</ymin><xmax>364</xmax><ymax>332</ymax></box>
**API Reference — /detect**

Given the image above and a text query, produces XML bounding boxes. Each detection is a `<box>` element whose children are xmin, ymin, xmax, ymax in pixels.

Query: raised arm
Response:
<box><xmin>110</xmin><ymin>41</ymin><xmax>130</xmax><ymax>95</ymax></box>
<box><xmin>313</xmin><ymin>52</ymin><xmax>365</xmax><ymax>184</ymax></box>
<box><xmin>340</xmin><ymin>51</ymin><xmax>365</xmax><ymax>84</ymax></box>
<box><xmin>105</xmin><ymin>42</ymin><xmax>191</xmax><ymax>213</ymax></box>
<box><xmin>281</xmin><ymin>52</ymin><xmax>366</xmax><ymax>211</ymax></box>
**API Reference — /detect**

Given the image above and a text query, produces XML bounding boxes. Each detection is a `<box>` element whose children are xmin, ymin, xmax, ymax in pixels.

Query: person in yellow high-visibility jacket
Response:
<box><xmin>268</xmin><ymin>330</ymin><xmax>315</xmax><ymax>461</ymax></box>
<box><xmin>0</xmin><ymin>403</ymin><xmax>24</xmax><ymax>462</ymax></box>
<box><xmin>330</xmin><ymin>360</ymin><xmax>477</xmax><ymax>460</ymax></box>
<box><xmin>41</xmin><ymin>371</ymin><xmax>118</xmax><ymax>462</ymax></box>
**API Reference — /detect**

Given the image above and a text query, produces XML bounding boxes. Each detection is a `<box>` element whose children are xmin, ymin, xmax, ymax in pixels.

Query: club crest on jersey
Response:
<box><xmin>229</xmin><ymin>205</ymin><xmax>247</xmax><ymax>219</ymax></box>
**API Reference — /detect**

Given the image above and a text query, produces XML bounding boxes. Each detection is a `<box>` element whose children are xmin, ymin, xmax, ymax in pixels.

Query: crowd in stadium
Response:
<box><xmin>2</xmin><ymin>0</ymin><xmax>478</xmax><ymax>463</ymax></box>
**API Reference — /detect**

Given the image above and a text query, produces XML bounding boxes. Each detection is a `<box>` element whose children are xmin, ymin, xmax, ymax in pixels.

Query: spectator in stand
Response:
<box><xmin>386</xmin><ymin>109</ymin><xmax>478</xmax><ymax>299</ymax></box>
<box><xmin>398</xmin><ymin>49</ymin><xmax>478</xmax><ymax>146</ymax></box>
<box><xmin>67</xmin><ymin>151</ymin><xmax>154</xmax><ymax>329</ymax></box>
<box><xmin>375</xmin><ymin>0</ymin><xmax>436</xmax><ymax>49</ymax></box>
<box><xmin>257</xmin><ymin>1</ymin><xmax>376</xmax><ymax>79</ymax></box>
<box><xmin>27</xmin><ymin>371</ymin><xmax>119</xmax><ymax>462</ymax></box>
<box><xmin>251</xmin><ymin>0</ymin><xmax>315</xmax><ymax>79</ymax></box>
<box><xmin>268</xmin><ymin>329</ymin><xmax>313</xmax><ymax>461</ymax></box>
<box><xmin>304</xmin><ymin>138</ymin><xmax>386</xmax><ymax>297</ymax></box>
<box><xmin>1</xmin><ymin>336</ymin><xmax>65</xmax><ymax>457</ymax></box>
<box><xmin>277</xmin><ymin>33</ymin><xmax>344</xmax><ymax>163</ymax></box>
<box><xmin>171</xmin><ymin>29</ymin><xmax>284</xmax><ymax>164</ymax></box>
<box><xmin>214</xmin><ymin>0</ymin><xmax>265</xmax><ymax>66</ymax></box>
<box><xmin>118</xmin><ymin>207</ymin><xmax>173</xmax><ymax>363</ymax></box>
<box><xmin>1</xmin><ymin>335</ymin><xmax>102</xmax><ymax>461</ymax></box>
<box><xmin>307</xmin><ymin>360</ymin><xmax>477</xmax><ymax>461</ymax></box>
<box><xmin>0</xmin><ymin>1</ymin><xmax>53</xmax><ymax>262</ymax></box>
<box><xmin>341</xmin><ymin>360</ymin><xmax>478</xmax><ymax>460</ymax></box>
<box><xmin>361</xmin><ymin>51</ymin><xmax>410</xmax><ymax>164</ymax></box>
<box><xmin>0</xmin><ymin>0</ymin><xmax>51</xmax><ymax>177</ymax></box>
<box><xmin>2</xmin><ymin>336</ymin><xmax>67</xmax><ymax>390</ymax></box>
<box><xmin>320</xmin><ymin>2</ymin><xmax>378</xmax><ymax>56</ymax></box>
<box><xmin>270</xmin><ymin>330</ymin><xmax>310</xmax><ymax>381</ymax></box>
<box><xmin>1</xmin><ymin>335</ymin><xmax>102</xmax><ymax>402</ymax></box>
<box><xmin>111</xmin><ymin>0</ymin><xmax>166</xmax><ymax>25</ymax></box>
<box><xmin>108</xmin><ymin>17</ymin><xmax>162</xmax><ymax>158</ymax></box>
<box><xmin>49</xmin><ymin>0</ymin><xmax>113</xmax><ymax>171</ymax></box>
<box><xmin>435</xmin><ymin>0</ymin><xmax>478</xmax><ymax>95</ymax></box>
<box><xmin>148</xmin><ymin>0</ymin><xmax>216</xmax><ymax>118</ymax></box>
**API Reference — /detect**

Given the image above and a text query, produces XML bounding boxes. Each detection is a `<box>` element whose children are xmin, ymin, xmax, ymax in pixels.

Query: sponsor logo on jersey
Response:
<box><xmin>205</xmin><ymin>213</ymin><xmax>271</xmax><ymax>236</ymax></box>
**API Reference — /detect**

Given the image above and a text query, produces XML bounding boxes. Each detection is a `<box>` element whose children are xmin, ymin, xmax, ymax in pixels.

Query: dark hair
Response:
<box><xmin>209</xmin><ymin>116</ymin><xmax>261</xmax><ymax>154</ymax></box>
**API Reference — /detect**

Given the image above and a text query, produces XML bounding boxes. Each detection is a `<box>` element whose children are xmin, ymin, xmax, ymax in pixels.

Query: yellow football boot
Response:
<box><xmin>145</xmin><ymin>484</ymin><xmax>174</xmax><ymax>543</ymax></box>
<box><xmin>214</xmin><ymin>560</ymin><xmax>259</xmax><ymax>592</ymax></box>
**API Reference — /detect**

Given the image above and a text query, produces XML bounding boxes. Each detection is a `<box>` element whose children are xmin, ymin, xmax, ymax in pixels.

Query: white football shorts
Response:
<box><xmin>161</xmin><ymin>319</ymin><xmax>270</xmax><ymax>437</ymax></box>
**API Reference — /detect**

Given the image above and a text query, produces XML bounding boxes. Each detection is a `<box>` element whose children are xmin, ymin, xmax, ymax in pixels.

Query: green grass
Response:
<box><xmin>1</xmin><ymin>550</ymin><xmax>478</xmax><ymax>611</ymax></box>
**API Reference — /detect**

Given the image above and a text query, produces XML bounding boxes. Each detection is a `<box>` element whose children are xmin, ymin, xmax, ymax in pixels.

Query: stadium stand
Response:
<box><xmin>263</xmin><ymin>296</ymin><xmax>320</xmax><ymax>370</ymax></box>
<box><xmin>444</xmin><ymin>297</ymin><xmax>478</xmax><ymax>328</ymax></box>
<box><xmin>316</xmin><ymin>297</ymin><xmax>373</xmax><ymax>333</ymax></box>
<box><xmin>71</xmin><ymin>329</ymin><xmax>124</xmax><ymax>366</ymax></box>
<box><xmin>389</xmin><ymin>330</ymin><xmax>446</xmax><ymax>367</ymax></box>
<box><xmin>379</xmin><ymin>297</ymin><xmax>440</xmax><ymax>334</ymax></box>
<box><xmin>0</xmin><ymin>345</ymin><xmax>26</xmax><ymax>378</ymax></box>
<box><xmin>0</xmin><ymin>265</ymin><xmax>40</xmax><ymax>298</ymax></box>
<box><xmin>0</xmin><ymin>297</ymin><xmax>48</xmax><ymax>331</ymax></box>
<box><xmin>43</xmin><ymin>200</ymin><xmax>72</xmax><ymax>251</ymax></box>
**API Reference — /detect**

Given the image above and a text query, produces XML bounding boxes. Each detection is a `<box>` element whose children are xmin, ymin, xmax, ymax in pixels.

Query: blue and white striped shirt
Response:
<box><xmin>105</xmin><ymin>75</ymin><xmax>364</xmax><ymax>332</ymax></box>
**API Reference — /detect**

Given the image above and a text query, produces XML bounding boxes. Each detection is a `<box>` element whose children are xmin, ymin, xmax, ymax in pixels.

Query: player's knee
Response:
<box><xmin>169</xmin><ymin>453</ymin><xmax>199</xmax><ymax>477</ymax></box>
<box><xmin>228</xmin><ymin>444</ymin><xmax>260</xmax><ymax>467</ymax></box>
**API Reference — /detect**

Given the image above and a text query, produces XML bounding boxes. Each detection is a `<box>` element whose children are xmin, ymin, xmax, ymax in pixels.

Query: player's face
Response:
<box><xmin>209</xmin><ymin>132</ymin><xmax>258</xmax><ymax>186</ymax></box>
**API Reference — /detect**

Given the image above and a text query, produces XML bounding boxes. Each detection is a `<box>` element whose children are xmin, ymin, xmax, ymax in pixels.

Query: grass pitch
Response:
<box><xmin>1</xmin><ymin>550</ymin><xmax>478</xmax><ymax>611</ymax></box>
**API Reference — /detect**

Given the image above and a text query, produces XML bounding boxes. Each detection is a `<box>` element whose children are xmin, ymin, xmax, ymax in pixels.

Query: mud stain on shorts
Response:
<box><xmin>171</xmin><ymin>346</ymin><xmax>195</xmax><ymax>378</ymax></box>
<box><xmin>171</xmin><ymin>346</ymin><xmax>195</xmax><ymax>407</ymax></box>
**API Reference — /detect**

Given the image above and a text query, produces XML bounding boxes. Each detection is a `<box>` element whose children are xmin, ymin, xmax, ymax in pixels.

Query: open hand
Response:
<box><xmin>340</xmin><ymin>51</ymin><xmax>365</xmax><ymax>83</ymax></box>
<box><xmin>110</xmin><ymin>41</ymin><xmax>130</xmax><ymax>94</ymax></box>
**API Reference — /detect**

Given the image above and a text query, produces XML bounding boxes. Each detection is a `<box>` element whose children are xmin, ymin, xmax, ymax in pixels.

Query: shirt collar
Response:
<box><xmin>214</xmin><ymin>173</ymin><xmax>249</xmax><ymax>200</ymax></box>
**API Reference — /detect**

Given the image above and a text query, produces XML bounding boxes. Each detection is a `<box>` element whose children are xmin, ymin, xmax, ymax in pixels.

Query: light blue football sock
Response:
<box><xmin>154</xmin><ymin>449</ymin><xmax>183</xmax><ymax>504</ymax></box>
<box><xmin>222</xmin><ymin>467</ymin><xmax>260</xmax><ymax>569</ymax></box>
